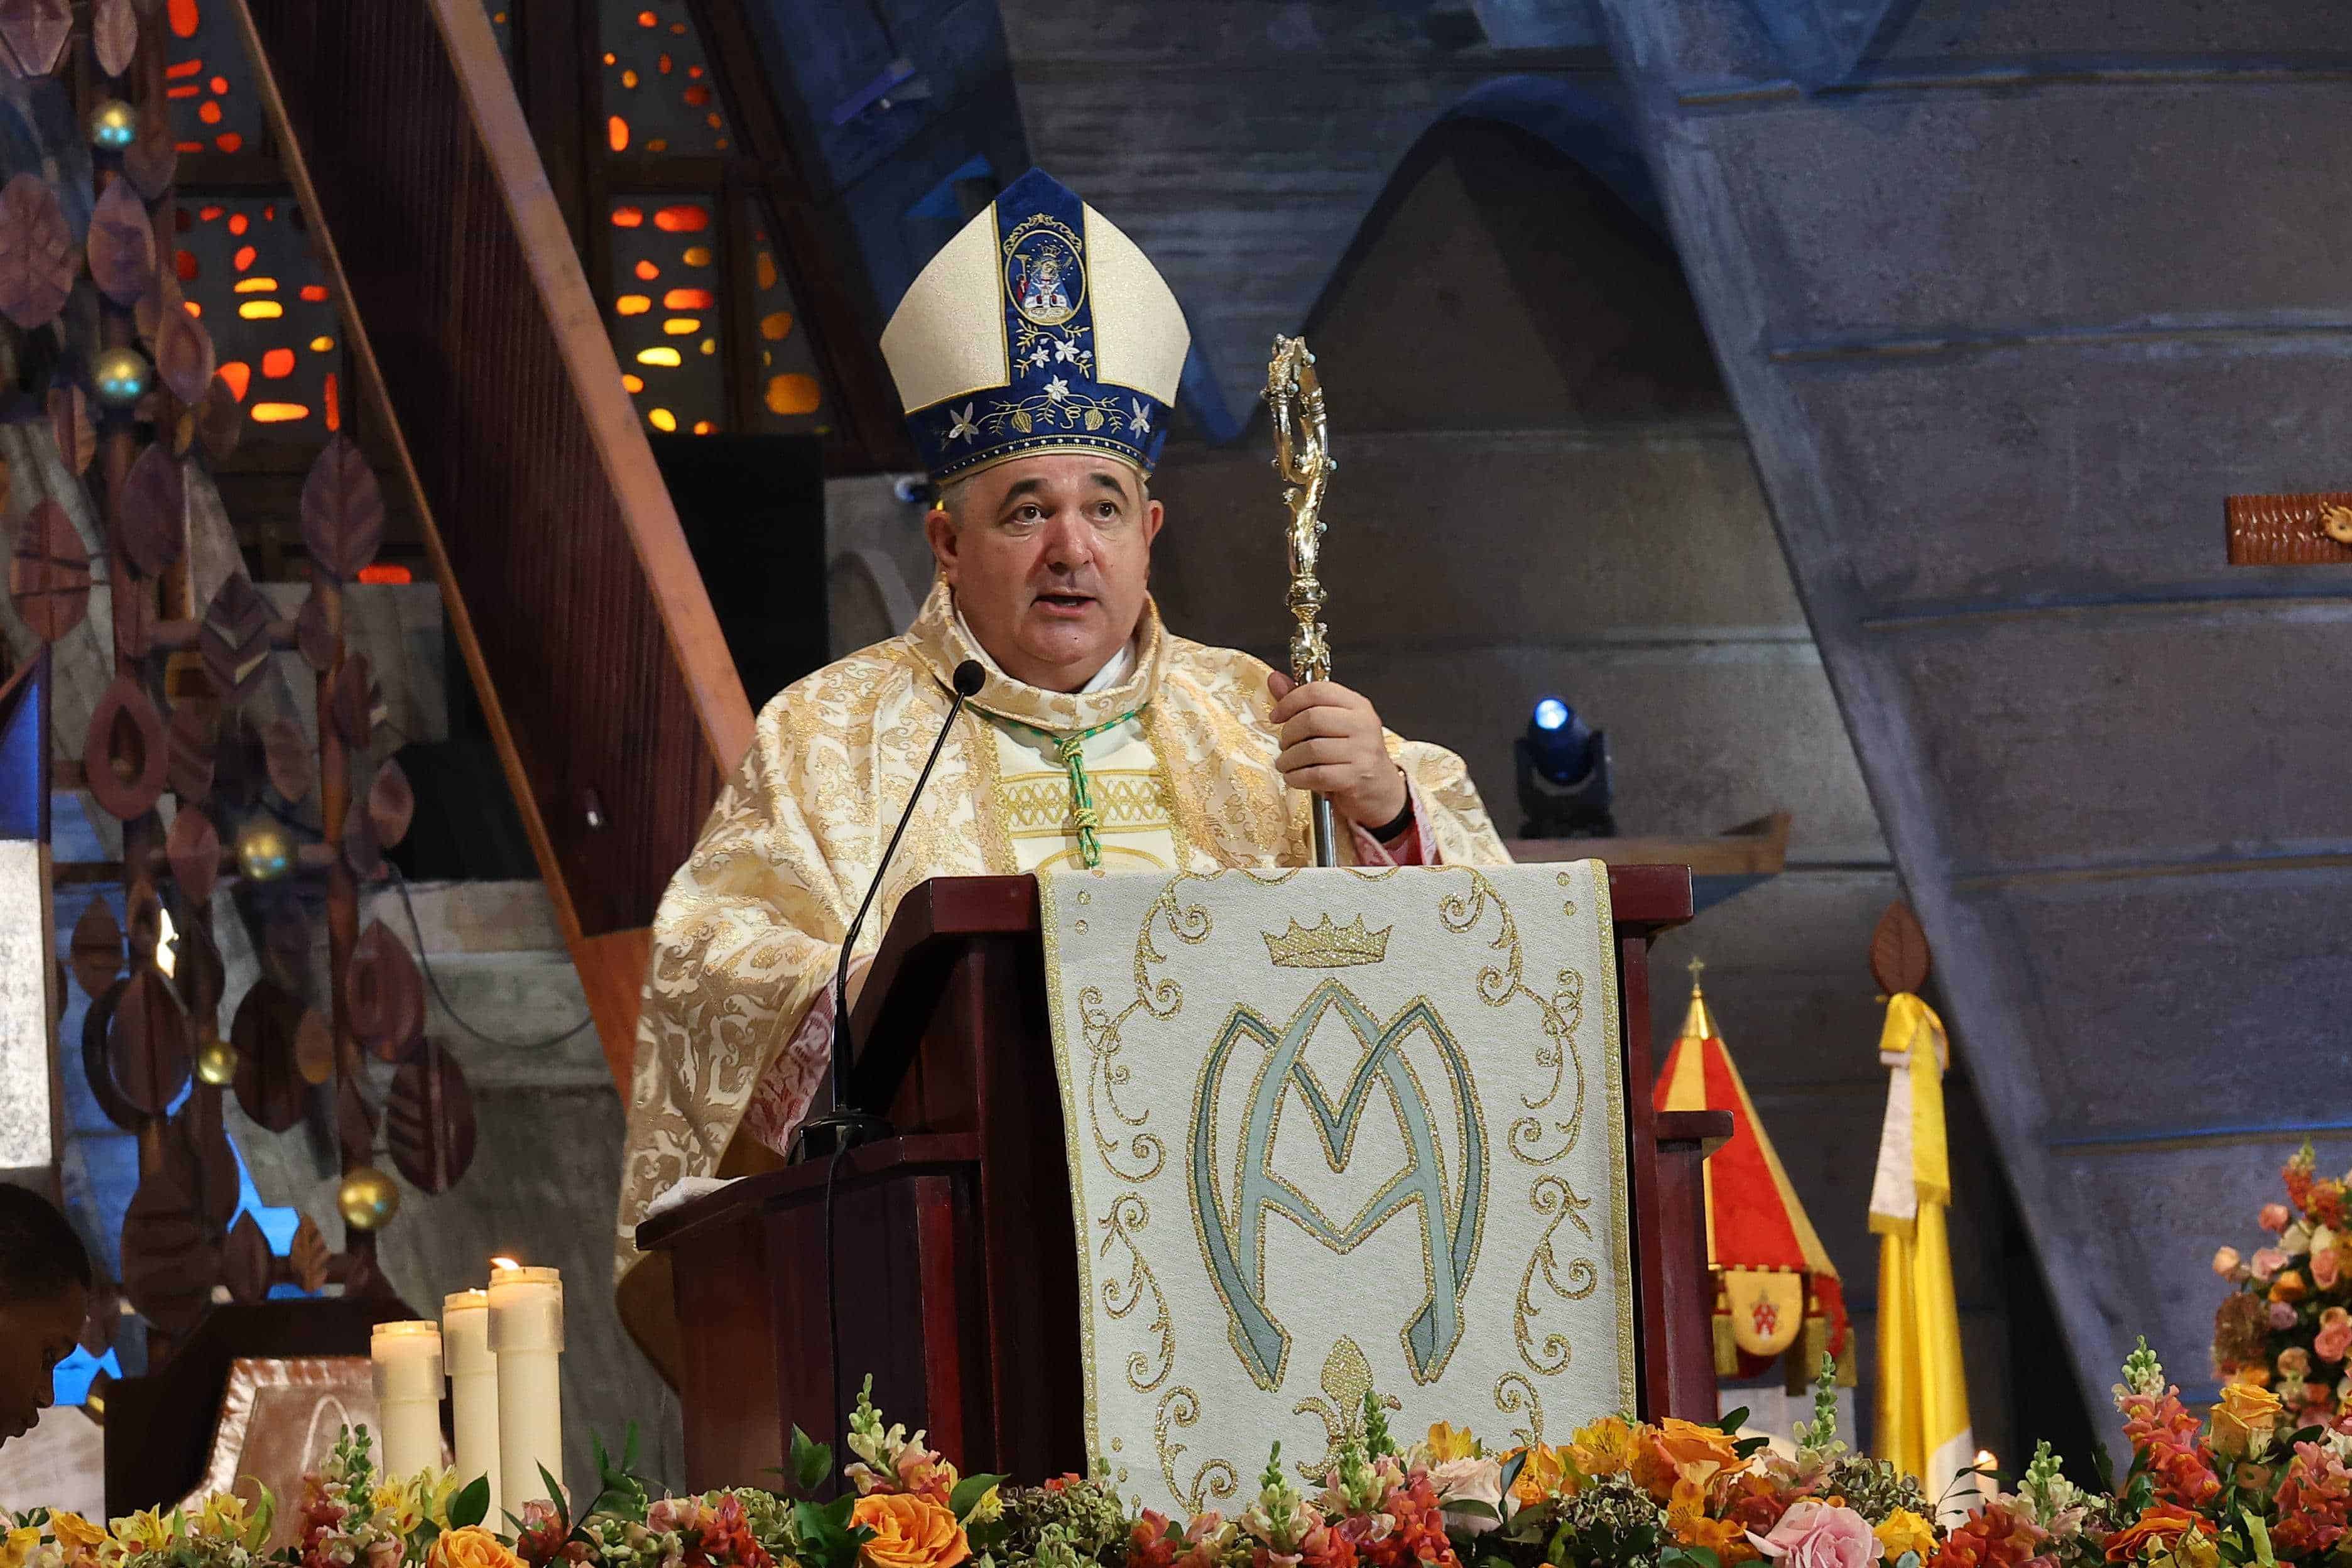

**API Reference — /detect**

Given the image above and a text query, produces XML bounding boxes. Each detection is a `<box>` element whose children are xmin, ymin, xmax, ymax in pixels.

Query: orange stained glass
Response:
<box><xmin>232</xmin><ymin>244</ymin><xmax>256</xmax><ymax>271</ymax></box>
<box><xmin>217</xmin><ymin>362</ymin><xmax>251</xmax><ymax>401</ymax></box>
<box><xmin>611</xmin><ymin>205</ymin><xmax>644</xmax><ymax>227</ymax></box>
<box><xmin>168</xmin><ymin>0</ymin><xmax>198</xmax><ymax>37</ymax></box>
<box><xmin>652</xmin><ymin>205</ymin><xmax>709</xmax><ymax>232</ymax></box>
<box><xmin>199</xmin><ymin>102</ymin><xmax>222</xmax><ymax>125</ymax></box>
<box><xmin>238</xmin><ymin>301</ymin><xmax>281</xmax><ymax>319</ymax></box>
<box><xmin>323</xmin><ymin>373</ymin><xmax>340</xmax><ymax>431</ymax></box>
<box><xmin>756</xmin><ymin>251</ymin><xmax>776</xmax><ymax>289</ymax></box>
<box><xmin>621</xmin><ymin>373</ymin><xmax>644</xmax><ymax>393</ymax></box>
<box><xmin>182</xmin><ymin>301</ymin><xmax>200</xmax><ymax>318</ymax></box>
<box><xmin>227</xmin><ymin>212</ymin><xmax>248</xmax><ymax>234</ymax></box>
<box><xmin>705</xmin><ymin>112</ymin><xmax>722</xmax><ymax>130</ymax></box>
<box><xmin>646</xmin><ymin>138</ymin><xmax>669</xmax><ymax>153</ymax></box>
<box><xmin>209</xmin><ymin>75</ymin><xmax>227</xmax><ymax>94</ymax></box>
<box><xmin>663</xmin><ymin>288</ymin><xmax>714</xmax><ymax>309</ymax></box>
<box><xmin>249</xmin><ymin>403</ymin><xmax>308</xmax><ymax>423</ymax></box>
<box><xmin>682</xmin><ymin>246</ymin><xmax>711</xmax><ymax>266</ymax></box>
<box><xmin>166</xmin><ymin>58</ymin><xmax>201</xmax><ymax>78</ymax></box>
<box><xmin>309</xmin><ymin>336</ymin><xmax>334</xmax><ymax>352</ymax></box>
<box><xmin>647</xmin><ymin>408</ymin><xmax>677</xmax><ymax>431</ymax></box>
<box><xmin>602</xmin><ymin>51</ymin><xmax>616</xmax><ymax>63</ymax></box>
<box><xmin>699</xmin><ymin>337</ymin><xmax>716</xmax><ymax>355</ymax></box>
<box><xmin>232</xmin><ymin>277</ymin><xmax>276</xmax><ymax>293</ymax></box>
<box><xmin>636</xmin><ymin>347</ymin><xmax>682</xmax><ymax>367</ymax></box>
<box><xmin>174</xmin><ymin>249</ymin><xmax>198</xmax><ymax>281</ymax></box>
<box><xmin>621</xmin><ymin>69</ymin><xmax>639</xmax><ymax>89</ymax></box>
<box><xmin>662</xmin><ymin>318</ymin><xmax>699</xmax><ymax>335</ymax></box>
<box><xmin>300</xmin><ymin>285</ymin><xmax>329</xmax><ymax>302</ymax></box>
<box><xmin>660</xmin><ymin>54</ymin><xmax>675</xmax><ymax>74</ymax></box>
<box><xmin>671</xmin><ymin>20</ymin><xmax>685</xmax><ymax>32</ymax></box>
<box><xmin>633</xmin><ymin>259</ymin><xmax>659</xmax><ymax>281</ymax></box>
<box><xmin>607</xmin><ymin>116</ymin><xmax>629</xmax><ymax>152</ymax></box>
<box><xmin>692</xmin><ymin>420</ymin><xmax>715</xmax><ymax>435</ymax></box>
<box><xmin>683</xmin><ymin>85</ymin><xmax>710</xmax><ymax>107</ymax></box>
<box><xmin>689</xmin><ymin>64</ymin><xmax>702</xmax><ymax>77</ymax></box>
<box><xmin>357</xmin><ymin>564</ymin><xmax>411</xmax><ymax>585</ymax></box>
<box><xmin>198</xmin><ymin>204</ymin><xmax>222</xmax><ymax>222</ymax></box>
<box><xmin>215</xmin><ymin>133</ymin><xmax>242</xmax><ymax>152</ymax></box>
<box><xmin>637</xmin><ymin>8</ymin><xmax>656</xmax><ymax>23</ymax></box>
<box><xmin>765</xmin><ymin>374</ymin><xmax>820</xmax><ymax>415</ymax></box>
<box><xmin>760</xmin><ymin>310</ymin><xmax>793</xmax><ymax>340</ymax></box>
<box><xmin>263</xmin><ymin>204</ymin><xmax>275</xmax><ymax>220</ymax></box>
<box><xmin>615</xmin><ymin>295</ymin><xmax>651</xmax><ymax>315</ymax></box>
<box><xmin>260</xmin><ymin>348</ymin><xmax>295</xmax><ymax>378</ymax></box>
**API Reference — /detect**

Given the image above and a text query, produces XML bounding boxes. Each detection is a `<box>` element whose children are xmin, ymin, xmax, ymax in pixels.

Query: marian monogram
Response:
<box><xmin>1191</xmin><ymin>977</ymin><xmax>1486</xmax><ymax>1390</ymax></box>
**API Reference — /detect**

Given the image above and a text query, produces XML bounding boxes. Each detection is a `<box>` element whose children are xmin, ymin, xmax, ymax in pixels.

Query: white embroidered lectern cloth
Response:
<box><xmin>1037</xmin><ymin>864</ymin><xmax>1634</xmax><ymax>1513</ymax></box>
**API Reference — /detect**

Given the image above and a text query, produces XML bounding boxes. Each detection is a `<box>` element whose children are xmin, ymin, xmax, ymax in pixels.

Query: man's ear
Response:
<box><xmin>924</xmin><ymin>504</ymin><xmax>959</xmax><ymax>584</ymax></box>
<box><xmin>1141</xmin><ymin>496</ymin><xmax>1165</xmax><ymax>549</ymax></box>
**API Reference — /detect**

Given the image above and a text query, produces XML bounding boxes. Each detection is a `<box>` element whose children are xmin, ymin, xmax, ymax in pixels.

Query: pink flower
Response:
<box><xmin>2282</xmin><ymin>1348</ymin><xmax>2314</xmax><ymax>1379</ymax></box>
<box><xmin>2273</xmin><ymin>1300</ymin><xmax>2302</xmax><ymax>1330</ymax></box>
<box><xmin>2215</xmin><ymin>1247</ymin><xmax>2244</xmax><ymax>1276</ymax></box>
<box><xmin>2318</xmin><ymin>1248</ymin><xmax>2343</xmax><ymax>1290</ymax></box>
<box><xmin>2255</xmin><ymin>1248</ymin><xmax>2291</xmax><ymax>1281</ymax></box>
<box><xmin>2264</xmin><ymin>1204</ymin><xmax>2294</xmax><ymax>1233</ymax></box>
<box><xmin>1748</xmin><ymin>1501</ymin><xmax>1883</xmax><ymax>1568</ymax></box>
<box><xmin>2319</xmin><ymin>1324</ymin><xmax>2352</xmax><ymax>1364</ymax></box>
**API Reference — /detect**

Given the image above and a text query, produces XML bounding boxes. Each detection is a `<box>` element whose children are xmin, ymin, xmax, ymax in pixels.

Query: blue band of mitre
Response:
<box><xmin>904</xmin><ymin>169</ymin><xmax>1174</xmax><ymax>481</ymax></box>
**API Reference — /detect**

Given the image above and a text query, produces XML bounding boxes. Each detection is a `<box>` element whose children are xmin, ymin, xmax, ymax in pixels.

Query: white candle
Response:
<box><xmin>443</xmin><ymin>1290</ymin><xmax>499</xmax><ymax>1520</ymax></box>
<box><xmin>487</xmin><ymin>1264</ymin><xmax>564</xmax><ymax>1511</ymax></box>
<box><xmin>369</xmin><ymin>1320</ymin><xmax>444</xmax><ymax>1480</ymax></box>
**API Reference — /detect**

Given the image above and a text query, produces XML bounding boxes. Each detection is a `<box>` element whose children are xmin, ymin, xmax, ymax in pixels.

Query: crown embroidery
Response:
<box><xmin>1262</xmin><ymin>915</ymin><xmax>1391</xmax><ymax>969</ymax></box>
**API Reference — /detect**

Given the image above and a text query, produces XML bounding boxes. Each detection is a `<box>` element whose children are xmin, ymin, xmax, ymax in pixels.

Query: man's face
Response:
<box><xmin>927</xmin><ymin>453</ymin><xmax>1163</xmax><ymax>692</ymax></box>
<box><xmin>0</xmin><ymin>1280</ymin><xmax>84</xmax><ymax>1451</ymax></box>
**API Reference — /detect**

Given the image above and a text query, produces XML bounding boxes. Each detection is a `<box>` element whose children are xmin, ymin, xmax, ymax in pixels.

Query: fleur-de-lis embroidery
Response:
<box><xmin>1130</xmin><ymin>399</ymin><xmax>1153</xmax><ymax>436</ymax></box>
<box><xmin>948</xmin><ymin>403</ymin><xmax>978</xmax><ymax>442</ymax></box>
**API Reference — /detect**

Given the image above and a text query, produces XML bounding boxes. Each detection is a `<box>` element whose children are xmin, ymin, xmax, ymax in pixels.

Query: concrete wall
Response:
<box><xmin>1589</xmin><ymin>0</ymin><xmax>2352</xmax><ymax>1424</ymax></box>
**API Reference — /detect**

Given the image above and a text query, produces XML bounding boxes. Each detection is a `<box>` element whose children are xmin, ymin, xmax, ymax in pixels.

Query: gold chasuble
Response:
<box><xmin>614</xmin><ymin>581</ymin><xmax>1508</xmax><ymax>1370</ymax></box>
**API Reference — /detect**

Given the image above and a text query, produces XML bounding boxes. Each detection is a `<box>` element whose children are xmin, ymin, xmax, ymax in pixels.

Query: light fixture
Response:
<box><xmin>1515</xmin><ymin>695</ymin><xmax>1616</xmax><ymax>839</ymax></box>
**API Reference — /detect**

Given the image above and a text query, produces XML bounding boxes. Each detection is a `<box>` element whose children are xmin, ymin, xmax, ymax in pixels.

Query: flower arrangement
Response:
<box><xmin>2211</xmin><ymin>1143</ymin><xmax>2352</xmax><ymax>1427</ymax></box>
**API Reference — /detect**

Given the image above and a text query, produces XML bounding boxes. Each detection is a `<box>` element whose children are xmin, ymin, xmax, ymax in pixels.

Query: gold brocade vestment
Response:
<box><xmin>614</xmin><ymin>582</ymin><xmax>1508</xmax><ymax>1371</ymax></box>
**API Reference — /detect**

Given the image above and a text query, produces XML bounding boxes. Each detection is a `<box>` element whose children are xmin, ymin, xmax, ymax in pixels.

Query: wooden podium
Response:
<box><xmin>636</xmin><ymin>870</ymin><xmax>1728</xmax><ymax>1493</ymax></box>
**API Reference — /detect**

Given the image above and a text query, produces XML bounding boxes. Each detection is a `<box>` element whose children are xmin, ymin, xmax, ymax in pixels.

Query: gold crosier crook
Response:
<box><xmin>1267</xmin><ymin>335</ymin><xmax>1340</xmax><ymax>867</ymax></box>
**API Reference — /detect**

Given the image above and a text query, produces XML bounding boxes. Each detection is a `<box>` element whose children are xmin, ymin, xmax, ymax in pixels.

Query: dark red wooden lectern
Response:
<box><xmin>636</xmin><ymin>871</ymin><xmax>1727</xmax><ymax>1494</ymax></box>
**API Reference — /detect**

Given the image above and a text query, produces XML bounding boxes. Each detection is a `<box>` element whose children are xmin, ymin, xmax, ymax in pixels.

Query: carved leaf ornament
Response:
<box><xmin>0</xmin><ymin>173</ymin><xmax>74</xmax><ymax>330</ymax></box>
<box><xmin>10</xmin><ymin>496</ymin><xmax>89</xmax><ymax>642</ymax></box>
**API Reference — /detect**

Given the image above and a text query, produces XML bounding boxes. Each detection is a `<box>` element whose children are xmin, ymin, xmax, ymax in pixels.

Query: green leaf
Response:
<box><xmin>1663</xmin><ymin>1547</ymin><xmax>1722</xmax><ymax>1568</ymax></box>
<box><xmin>792</xmin><ymin>1426</ymin><xmax>834</xmax><ymax>1494</ymax></box>
<box><xmin>1733</xmin><ymin>1437</ymin><xmax>1770</xmax><ymax>1459</ymax></box>
<box><xmin>536</xmin><ymin>1464</ymin><xmax>570</xmax><ymax>1535</ymax></box>
<box><xmin>1716</xmin><ymin>1408</ymin><xmax>1750</xmax><ymax>1435</ymax></box>
<box><xmin>1498</xmin><ymin>1451</ymin><xmax>1528</xmax><ymax>1496</ymax></box>
<box><xmin>949</xmin><ymin>1474</ymin><xmax>1006</xmax><ymax>1522</ymax></box>
<box><xmin>450</xmin><ymin>1476</ymin><xmax>491</xmax><ymax>1530</ymax></box>
<box><xmin>2243</xmin><ymin>1509</ymin><xmax>2277</xmax><ymax>1568</ymax></box>
<box><xmin>2290</xmin><ymin>1426</ymin><xmax>2324</xmax><ymax>1449</ymax></box>
<box><xmin>1447</xmin><ymin>1500</ymin><xmax>1502</xmax><ymax>1523</ymax></box>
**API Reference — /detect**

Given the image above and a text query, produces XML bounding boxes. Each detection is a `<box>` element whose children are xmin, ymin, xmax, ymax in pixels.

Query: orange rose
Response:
<box><xmin>1633</xmin><ymin>1418</ymin><xmax>1743</xmax><ymax>1500</ymax></box>
<box><xmin>851</xmin><ymin>1493</ymin><xmax>969</xmax><ymax>1568</ymax></box>
<box><xmin>429</xmin><ymin>1528</ymin><xmax>523</xmax><ymax>1568</ymax></box>
<box><xmin>2104</xmin><ymin>1503</ymin><xmax>2199</xmax><ymax>1562</ymax></box>
<box><xmin>2270</xmin><ymin>1270</ymin><xmax>2310</xmax><ymax>1304</ymax></box>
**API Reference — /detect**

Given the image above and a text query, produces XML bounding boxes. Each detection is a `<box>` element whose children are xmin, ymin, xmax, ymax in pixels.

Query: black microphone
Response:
<box><xmin>791</xmin><ymin>658</ymin><xmax>986</xmax><ymax>1160</ymax></box>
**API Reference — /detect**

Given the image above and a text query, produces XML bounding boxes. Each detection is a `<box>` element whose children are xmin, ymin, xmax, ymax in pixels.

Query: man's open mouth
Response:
<box><xmin>1036</xmin><ymin>592</ymin><xmax>1093</xmax><ymax>610</ymax></box>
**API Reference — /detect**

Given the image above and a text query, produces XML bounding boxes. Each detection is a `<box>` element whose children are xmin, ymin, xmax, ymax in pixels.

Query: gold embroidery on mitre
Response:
<box><xmin>1261</xmin><ymin>913</ymin><xmax>1391</xmax><ymax>969</ymax></box>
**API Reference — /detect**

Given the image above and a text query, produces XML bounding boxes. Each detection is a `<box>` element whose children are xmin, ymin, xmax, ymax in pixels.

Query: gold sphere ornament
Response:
<box><xmin>193</xmin><ymin>1036</ymin><xmax>237</xmax><ymax>1087</ymax></box>
<box><xmin>337</xmin><ymin>1165</ymin><xmax>400</xmax><ymax>1231</ymax></box>
<box><xmin>235</xmin><ymin>819</ymin><xmax>295</xmax><ymax>882</ymax></box>
<box><xmin>92</xmin><ymin>346</ymin><xmax>152</xmax><ymax>408</ymax></box>
<box><xmin>89</xmin><ymin>99</ymin><xmax>137</xmax><ymax>151</ymax></box>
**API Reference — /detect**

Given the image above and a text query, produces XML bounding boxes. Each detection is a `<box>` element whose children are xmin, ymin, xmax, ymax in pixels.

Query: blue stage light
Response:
<box><xmin>1534</xmin><ymin>697</ymin><xmax>1569</xmax><ymax>732</ymax></box>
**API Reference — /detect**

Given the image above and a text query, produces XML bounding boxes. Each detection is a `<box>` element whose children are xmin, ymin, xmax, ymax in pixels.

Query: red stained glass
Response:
<box><xmin>300</xmin><ymin>285</ymin><xmax>329</xmax><ymax>302</ymax></box>
<box><xmin>260</xmin><ymin>347</ymin><xmax>295</xmax><ymax>379</ymax></box>
<box><xmin>263</xmin><ymin>204</ymin><xmax>275</xmax><ymax>220</ymax></box>
<box><xmin>658</xmin><ymin>53</ymin><xmax>673</xmax><ymax>73</ymax></box>
<box><xmin>199</xmin><ymin>101</ymin><xmax>222</xmax><ymax>124</ymax></box>
<box><xmin>653</xmin><ymin>204</ymin><xmax>708</xmax><ymax>232</ymax></box>
<box><xmin>198</xmin><ymin>205</ymin><xmax>223</xmax><ymax>222</ymax></box>
<box><xmin>166</xmin><ymin>84</ymin><xmax>199</xmax><ymax>99</ymax></box>
<box><xmin>233</xmin><ymin>244</ymin><xmax>256</xmax><ymax>271</ymax></box>
<box><xmin>611</xmin><ymin>206</ymin><xmax>644</xmax><ymax>227</ymax></box>
<box><xmin>323</xmin><ymin>372</ymin><xmax>340</xmax><ymax>432</ymax></box>
<box><xmin>636</xmin><ymin>8</ymin><xmax>655</xmax><ymax>23</ymax></box>
<box><xmin>166</xmin><ymin>58</ymin><xmax>201</xmax><ymax>78</ymax></box>
<box><xmin>663</xmin><ymin>288</ymin><xmax>714</xmax><ymax>309</ymax></box>
<box><xmin>215</xmin><ymin>132</ymin><xmax>242</xmax><ymax>152</ymax></box>
<box><xmin>682</xmin><ymin>85</ymin><xmax>710</xmax><ymax>107</ymax></box>
<box><xmin>217</xmin><ymin>362</ymin><xmax>250</xmax><ymax>401</ymax></box>
<box><xmin>175</xmin><ymin>249</ymin><xmax>198</xmax><ymax>281</ymax></box>
<box><xmin>357</xmin><ymin>564</ymin><xmax>410</xmax><ymax>585</ymax></box>
<box><xmin>633</xmin><ymin>258</ymin><xmax>659</xmax><ymax>280</ymax></box>
<box><xmin>168</xmin><ymin>0</ymin><xmax>199</xmax><ymax>38</ymax></box>
<box><xmin>227</xmin><ymin>212</ymin><xmax>247</xmax><ymax>235</ymax></box>
<box><xmin>209</xmin><ymin>75</ymin><xmax>228</xmax><ymax>94</ymax></box>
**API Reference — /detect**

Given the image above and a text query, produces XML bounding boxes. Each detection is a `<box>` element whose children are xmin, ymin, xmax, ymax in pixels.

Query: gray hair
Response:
<box><xmin>933</xmin><ymin>469</ymin><xmax>1150</xmax><ymax>526</ymax></box>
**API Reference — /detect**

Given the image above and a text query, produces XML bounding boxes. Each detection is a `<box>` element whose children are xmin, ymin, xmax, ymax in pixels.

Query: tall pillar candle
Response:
<box><xmin>443</xmin><ymin>1290</ymin><xmax>499</xmax><ymax>1520</ymax></box>
<box><xmin>369</xmin><ymin>1320</ymin><xmax>444</xmax><ymax>1480</ymax></box>
<box><xmin>487</xmin><ymin>1265</ymin><xmax>564</xmax><ymax>1510</ymax></box>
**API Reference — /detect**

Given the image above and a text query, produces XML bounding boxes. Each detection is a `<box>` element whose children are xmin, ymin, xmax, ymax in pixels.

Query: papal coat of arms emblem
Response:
<box><xmin>1004</xmin><ymin>212</ymin><xmax>1085</xmax><ymax>327</ymax></box>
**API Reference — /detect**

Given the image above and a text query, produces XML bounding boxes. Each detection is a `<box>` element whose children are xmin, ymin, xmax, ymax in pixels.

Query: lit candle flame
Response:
<box><xmin>156</xmin><ymin>906</ymin><xmax>179</xmax><ymax>981</ymax></box>
<box><xmin>1974</xmin><ymin>1449</ymin><xmax>1998</xmax><ymax>1473</ymax></box>
<box><xmin>490</xmin><ymin>1256</ymin><xmax>521</xmax><ymax>1272</ymax></box>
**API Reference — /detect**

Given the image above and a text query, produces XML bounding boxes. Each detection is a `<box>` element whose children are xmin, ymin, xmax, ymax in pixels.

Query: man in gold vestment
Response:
<box><xmin>614</xmin><ymin>170</ymin><xmax>1508</xmax><ymax>1368</ymax></box>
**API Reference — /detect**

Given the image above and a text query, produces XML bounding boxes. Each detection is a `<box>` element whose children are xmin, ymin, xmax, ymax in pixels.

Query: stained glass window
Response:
<box><xmin>599</xmin><ymin>0</ymin><xmax>728</xmax><ymax>156</ymax></box>
<box><xmin>608</xmin><ymin>198</ymin><xmax>725</xmax><ymax>435</ymax></box>
<box><xmin>178</xmin><ymin>199</ymin><xmax>343</xmax><ymax>437</ymax></box>
<box><xmin>749</xmin><ymin>207</ymin><xmax>824</xmax><ymax>436</ymax></box>
<box><xmin>163</xmin><ymin>0</ymin><xmax>263</xmax><ymax>156</ymax></box>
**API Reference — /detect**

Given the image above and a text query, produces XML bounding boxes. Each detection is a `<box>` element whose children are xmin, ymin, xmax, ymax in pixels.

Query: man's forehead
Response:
<box><xmin>975</xmin><ymin>455</ymin><xmax>1143</xmax><ymax>502</ymax></box>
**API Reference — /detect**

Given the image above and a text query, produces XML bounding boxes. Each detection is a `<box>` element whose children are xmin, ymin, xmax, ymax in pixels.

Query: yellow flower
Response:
<box><xmin>428</xmin><ymin>1527</ymin><xmax>523</xmax><ymax>1568</ymax></box>
<box><xmin>1426</xmin><ymin>1422</ymin><xmax>1479</xmax><ymax>1464</ymax></box>
<box><xmin>965</xmin><ymin>1486</ymin><xmax>1001</xmax><ymax>1527</ymax></box>
<box><xmin>1570</xmin><ymin>1417</ymin><xmax>1636</xmax><ymax>1478</ymax></box>
<box><xmin>2</xmin><ymin>1526</ymin><xmax>43</xmax><ymax>1568</ymax></box>
<box><xmin>46</xmin><ymin>1517</ymin><xmax>104</xmax><ymax>1558</ymax></box>
<box><xmin>1665</xmin><ymin>1479</ymin><xmax>1756</xmax><ymax>1564</ymax></box>
<box><xmin>2212</xmin><ymin>1378</ymin><xmax>2285</xmax><ymax>1458</ymax></box>
<box><xmin>1510</xmin><ymin>1444</ymin><xmax>1570</xmax><ymax>1506</ymax></box>
<box><xmin>195</xmin><ymin>1494</ymin><xmax>249</xmax><ymax>1545</ymax></box>
<box><xmin>106</xmin><ymin>1511</ymin><xmax>172</xmax><ymax>1556</ymax></box>
<box><xmin>1876</xmin><ymin>1510</ymin><xmax>1936</xmax><ymax>1560</ymax></box>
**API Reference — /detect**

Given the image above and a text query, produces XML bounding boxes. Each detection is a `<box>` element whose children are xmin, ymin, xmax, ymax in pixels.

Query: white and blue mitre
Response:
<box><xmin>880</xmin><ymin>168</ymin><xmax>1190</xmax><ymax>482</ymax></box>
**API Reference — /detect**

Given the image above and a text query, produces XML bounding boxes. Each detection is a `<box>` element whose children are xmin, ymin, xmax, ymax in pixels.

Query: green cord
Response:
<box><xmin>999</xmin><ymin>707</ymin><xmax>1144</xmax><ymax>868</ymax></box>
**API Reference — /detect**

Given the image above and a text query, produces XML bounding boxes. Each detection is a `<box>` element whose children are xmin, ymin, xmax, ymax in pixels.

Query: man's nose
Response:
<box><xmin>1040</xmin><ymin>513</ymin><xmax>1094</xmax><ymax>571</ymax></box>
